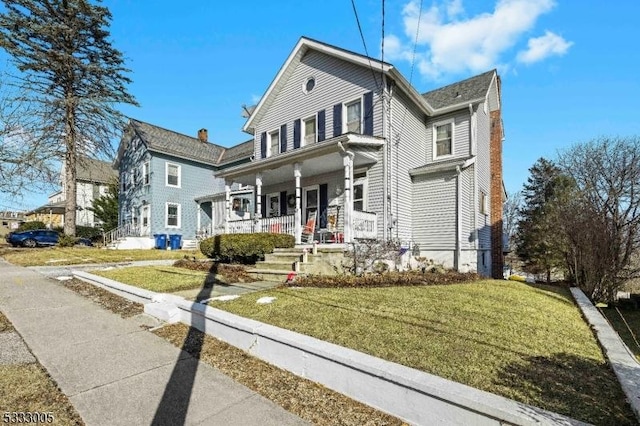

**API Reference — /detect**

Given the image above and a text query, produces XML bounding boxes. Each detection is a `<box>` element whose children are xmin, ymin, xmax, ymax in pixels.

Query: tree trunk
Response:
<box><xmin>63</xmin><ymin>102</ymin><xmax>76</xmax><ymax>237</ymax></box>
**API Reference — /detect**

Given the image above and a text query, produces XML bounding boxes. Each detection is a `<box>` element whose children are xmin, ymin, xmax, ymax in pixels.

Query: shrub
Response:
<box><xmin>286</xmin><ymin>270</ymin><xmax>480</xmax><ymax>288</ymax></box>
<box><xmin>173</xmin><ymin>258</ymin><xmax>217</xmax><ymax>272</ymax></box>
<box><xmin>76</xmin><ymin>225</ymin><xmax>103</xmax><ymax>242</ymax></box>
<box><xmin>18</xmin><ymin>221</ymin><xmax>46</xmax><ymax>231</ymax></box>
<box><xmin>199</xmin><ymin>233</ymin><xmax>294</xmax><ymax>263</ymax></box>
<box><xmin>58</xmin><ymin>234</ymin><xmax>77</xmax><ymax>247</ymax></box>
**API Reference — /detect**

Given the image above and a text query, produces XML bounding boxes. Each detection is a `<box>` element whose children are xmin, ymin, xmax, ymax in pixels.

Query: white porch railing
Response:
<box><xmin>103</xmin><ymin>222</ymin><xmax>140</xmax><ymax>246</ymax></box>
<box><xmin>352</xmin><ymin>210</ymin><xmax>377</xmax><ymax>240</ymax></box>
<box><xmin>227</xmin><ymin>214</ymin><xmax>296</xmax><ymax>236</ymax></box>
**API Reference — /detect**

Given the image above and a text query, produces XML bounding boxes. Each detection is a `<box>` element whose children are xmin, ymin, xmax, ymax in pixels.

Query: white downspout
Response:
<box><xmin>456</xmin><ymin>165</ymin><xmax>462</xmax><ymax>272</ymax></box>
<box><xmin>338</xmin><ymin>142</ymin><xmax>355</xmax><ymax>243</ymax></box>
<box><xmin>382</xmin><ymin>76</ymin><xmax>388</xmax><ymax>241</ymax></box>
<box><xmin>469</xmin><ymin>104</ymin><xmax>479</xmax><ymax>252</ymax></box>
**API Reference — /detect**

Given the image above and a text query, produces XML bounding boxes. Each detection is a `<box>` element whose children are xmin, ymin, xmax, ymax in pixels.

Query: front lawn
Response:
<box><xmin>91</xmin><ymin>266</ymin><xmax>212</xmax><ymax>293</ymax></box>
<box><xmin>0</xmin><ymin>246</ymin><xmax>204</xmax><ymax>267</ymax></box>
<box><xmin>208</xmin><ymin>280</ymin><xmax>635</xmax><ymax>425</ymax></box>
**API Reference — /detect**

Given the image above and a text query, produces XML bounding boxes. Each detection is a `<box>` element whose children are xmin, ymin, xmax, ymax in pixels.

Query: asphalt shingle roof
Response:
<box><xmin>422</xmin><ymin>70</ymin><xmax>495</xmax><ymax>110</ymax></box>
<box><xmin>129</xmin><ymin>119</ymin><xmax>224</xmax><ymax>165</ymax></box>
<box><xmin>128</xmin><ymin>119</ymin><xmax>252</xmax><ymax>166</ymax></box>
<box><xmin>76</xmin><ymin>157</ymin><xmax>117</xmax><ymax>184</ymax></box>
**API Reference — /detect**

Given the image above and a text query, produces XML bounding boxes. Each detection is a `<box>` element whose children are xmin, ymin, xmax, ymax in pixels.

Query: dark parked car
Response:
<box><xmin>5</xmin><ymin>229</ymin><xmax>92</xmax><ymax>247</ymax></box>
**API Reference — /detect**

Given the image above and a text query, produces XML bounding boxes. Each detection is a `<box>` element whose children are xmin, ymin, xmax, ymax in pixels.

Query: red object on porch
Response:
<box><xmin>269</xmin><ymin>223</ymin><xmax>282</xmax><ymax>233</ymax></box>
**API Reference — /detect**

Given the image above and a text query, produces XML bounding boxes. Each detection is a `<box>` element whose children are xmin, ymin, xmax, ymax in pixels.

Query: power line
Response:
<box><xmin>350</xmin><ymin>0</ymin><xmax>381</xmax><ymax>91</ymax></box>
<box><xmin>408</xmin><ymin>0</ymin><xmax>424</xmax><ymax>85</ymax></box>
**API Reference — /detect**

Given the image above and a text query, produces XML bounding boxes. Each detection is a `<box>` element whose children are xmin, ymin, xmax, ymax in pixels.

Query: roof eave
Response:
<box><xmin>388</xmin><ymin>68</ymin><xmax>435</xmax><ymax>116</ymax></box>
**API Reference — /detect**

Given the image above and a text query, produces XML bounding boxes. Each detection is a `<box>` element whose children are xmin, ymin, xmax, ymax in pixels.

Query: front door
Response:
<box><xmin>140</xmin><ymin>205</ymin><xmax>150</xmax><ymax>236</ymax></box>
<box><xmin>303</xmin><ymin>185</ymin><xmax>319</xmax><ymax>224</ymax></box>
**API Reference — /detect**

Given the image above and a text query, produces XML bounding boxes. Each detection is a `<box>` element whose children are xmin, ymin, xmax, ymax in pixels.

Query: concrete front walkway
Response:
<box><xmin>0</xmin><ymin>259</ymin><xmax>307</xmax><ymax>426</ymax></box>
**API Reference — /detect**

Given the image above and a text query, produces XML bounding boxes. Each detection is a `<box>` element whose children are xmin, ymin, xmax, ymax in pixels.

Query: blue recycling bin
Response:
<box><xmin>153</xmin><ymin>234</ymin><xmax>167</xmax><ymax>250</ymax></box>
<box><xmin>169</xmin><ymin>234</ymin><xmax>182</xmax><ymax>250</ymax></box>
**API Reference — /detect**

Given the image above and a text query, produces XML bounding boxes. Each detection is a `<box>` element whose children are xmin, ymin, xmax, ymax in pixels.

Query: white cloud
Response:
<box><xmin>517</xmin><ymin>30</ymin><xmax>573</xmax><ymax>64</ymax></box>
<box><xmin>386</xmin><ymin>0</ymin><xmax>571</xmax><ymax>80</ymax></box>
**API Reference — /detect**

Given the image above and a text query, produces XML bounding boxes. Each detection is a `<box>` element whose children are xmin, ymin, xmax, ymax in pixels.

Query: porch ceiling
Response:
<box><xmin>219</xmin><ymin>134</ymin><xmax>383</xmax><ymax>186</ymax></box>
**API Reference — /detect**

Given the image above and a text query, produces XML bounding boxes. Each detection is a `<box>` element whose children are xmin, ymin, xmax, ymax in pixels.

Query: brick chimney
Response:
<box><xmin>197</xmin><ymin>128</ymin><xmax>208</xmax><ymax>143</ymax></box>
<box><xmin>490</xmin><ymin>76</ymin><xmax>504</xmax><ymax>279</ymax></box>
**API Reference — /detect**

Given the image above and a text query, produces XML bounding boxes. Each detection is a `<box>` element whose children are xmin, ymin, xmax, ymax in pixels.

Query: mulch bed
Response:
<box><xmin>62</xmin><ymin>278</ymin><xmax>144</xmax><ymax>318</ymax></box>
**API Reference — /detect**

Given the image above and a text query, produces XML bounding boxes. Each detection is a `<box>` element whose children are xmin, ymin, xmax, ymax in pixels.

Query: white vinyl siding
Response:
<box><xmin>253</xmin><ymin>49</ymin><xmax>383</xmax><ymax>157</ymax></box>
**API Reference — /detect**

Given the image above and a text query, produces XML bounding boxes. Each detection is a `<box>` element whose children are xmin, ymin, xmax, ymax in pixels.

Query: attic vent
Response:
<box><xmin>198</xmin><ymin>128</ymin><xmax>208</xmax><ymax>142</ymax></box>
<box><xmin>454</xmin><ymin>91</ymin><xmax>461</xmax><ymax>98</ymax></box>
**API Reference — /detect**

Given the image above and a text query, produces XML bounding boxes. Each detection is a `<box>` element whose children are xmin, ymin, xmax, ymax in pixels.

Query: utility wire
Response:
<box><xmin>350</xmin><ymin>0</ymin><xmax>381</xmax><ymax>92</ymax></box>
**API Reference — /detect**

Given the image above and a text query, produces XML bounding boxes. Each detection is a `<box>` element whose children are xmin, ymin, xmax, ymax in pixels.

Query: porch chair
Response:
<box><xmin>301</xmin><ymin>211</ymin><xmax>317</xmax><ymax>243</ymax></box>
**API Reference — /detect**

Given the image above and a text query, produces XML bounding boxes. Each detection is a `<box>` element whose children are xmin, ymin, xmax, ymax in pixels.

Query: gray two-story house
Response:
<box><xmin>217</xmin><ymin>37</ymin><xmax>504</xmax><ymax>277</ymax></box>
<box><xmin>115</xmin><ymin>119</ymin><xmax>253</xmax><ymax>248</ymax></box>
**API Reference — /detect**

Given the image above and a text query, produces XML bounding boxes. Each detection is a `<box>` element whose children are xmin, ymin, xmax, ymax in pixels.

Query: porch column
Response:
<box><xmin>294</xmin><ymin>163</ymin><xmax>302</xmax><ymax>244</ymax></box>
<box><xmin>342</xmin><ymin>153</ymin><xmax>354</xmax><ymax>243</ymax></box>
<box><xmin>196</xmin><ymin>201</ymin><xmax>201</xmax><ymax>235</ymax></box>
<box><xmin>255</xmin><ymin>173</ymin><xmax>263</xmax><ymax>220</ymax></box>
<box><xmin>224</xmin><ymin>183</ymin><xmax>231</xmax><ymax>233</ymax></box>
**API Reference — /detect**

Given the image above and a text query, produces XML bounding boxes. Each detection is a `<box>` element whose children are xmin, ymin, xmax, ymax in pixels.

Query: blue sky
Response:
<box><xmin>2</xmin><ymin>0</ymin><xmax>640</xmax><ymax>210</ymax></box>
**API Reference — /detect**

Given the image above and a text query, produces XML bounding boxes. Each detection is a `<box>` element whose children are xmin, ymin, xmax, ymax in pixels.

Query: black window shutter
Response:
<box><xmin>317</xmin><ymin>110</ymin><xmax>326</xmax><ymax>141</ymax></box>
<box><xmin>280</xmin><ymin>191</ymin><xmax>287</xmax><ymax>215</ymax></box>
<box><xmin>319</xmin><ymin>184</ymin><xmax>328</xmax><ymax>228</ymax></box>
<box><xmin>260</xmin><ymin>195</ymin><xmax>267</xmax><ymax>218</ymax></box>
<box><xmin>293</xmin><ymin>119</ymin><xmax>301</xmax><ymax>149</ymax></box>
<box><xmin>280</xmin><ymin>124</ymin><xmax>287</xmax><ymax>153</ymax></box>
<box><xmin>333</xmin><ymin>103</ymin><xmax>342</xmax><ymax>137</ymax></box>
<box><xmin>364</xmin><ymin>91</ymin><xmax>374</xmax><ymax>135</ymax></box>
<box><xmin>260</xmin><ymin>132</ymin><xmax>267</xmax><ymax>159</ymax></box>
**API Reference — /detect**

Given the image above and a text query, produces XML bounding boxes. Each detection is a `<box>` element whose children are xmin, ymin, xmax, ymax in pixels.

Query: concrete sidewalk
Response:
<box><xmin>0</xmin><ymin>259</ymin><xmax>307</xmax><ymax>426</ymax></box>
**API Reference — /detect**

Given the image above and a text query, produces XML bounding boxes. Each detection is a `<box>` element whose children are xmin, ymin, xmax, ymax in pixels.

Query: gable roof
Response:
<box><xmin>123</xmin><ymin>119</ymin><xmax>253</xmax><ymax>167</ymax></box>
<box><xmin>422</xmin><ymin>69</ymin><xmax>496</xmax><ymax>110</ymax></box>
<box><xmin>243</xmin><ymin>36</ymin><xmax>434</xmax><ymax>134</ymax></box>
<box><xmin>128</xmin><ymin>119</ymin><xmax>225</xmax><ymax>166</ymax></box>
<box><xmin>76</xmin><ymin>157</ymin><xmax>116</xmax><ymax>184</ymax></box>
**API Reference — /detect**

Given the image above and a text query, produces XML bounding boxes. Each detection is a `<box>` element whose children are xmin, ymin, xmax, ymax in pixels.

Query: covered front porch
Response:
<box><xmin>216</xmin><ymin>134</ymin><xmax>383</xmax><ymax>244</ymax></box>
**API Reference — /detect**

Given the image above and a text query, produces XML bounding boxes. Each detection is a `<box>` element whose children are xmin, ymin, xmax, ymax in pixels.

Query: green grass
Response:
<box><xmin>92</xmin><ymin>266</ymin><xmax>212</xmax><ymax>293</ymax></box>
<box><xmin>0</xmin><ymin>246</ymin><xmax>204</xmax><ymax>266</ymax></box>
<box><xmin>208</xmin><ymin>280</ymin><xmax>635</xmax><ymax>425</ymax></box>
<box><xmin>601</xmin><ymin>306</ymin><xmax>640</xmax><ymax>361</ymax></box>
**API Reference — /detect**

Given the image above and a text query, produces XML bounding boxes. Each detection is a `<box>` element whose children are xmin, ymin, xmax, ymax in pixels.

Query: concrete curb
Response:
<box><xmin>570</xmin><ymin>288</ymin><xmax>640</xmax><ymax>421</ymax></box>
<box><xmin>72</xmin><ymin>271</ymin><xmax>586</xmax><ymax>425</ymax></box>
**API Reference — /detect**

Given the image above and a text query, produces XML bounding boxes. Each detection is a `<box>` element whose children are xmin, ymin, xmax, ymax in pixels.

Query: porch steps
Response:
<box><xmin>248</xmin><ymin>246</ymin><xmax>349</xmax><ymax>281</ymax></box>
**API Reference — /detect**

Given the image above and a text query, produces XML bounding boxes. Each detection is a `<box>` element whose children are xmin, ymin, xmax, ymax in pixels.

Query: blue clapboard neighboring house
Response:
<box><xmin>112</xmin><ymin>119</ymin><xmax>253</xmax><ymax>249</ymax></box>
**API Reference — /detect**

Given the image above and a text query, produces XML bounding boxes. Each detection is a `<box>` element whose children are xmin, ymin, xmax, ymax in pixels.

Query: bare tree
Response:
<box><xmin>503</xmin><ymin>191</ymin><xmax>522</xmax><ymax>251</ymax></box>
<box><xmin>0</xmin><ymin>0</ymin><xmax>138</xmax><ymax>235</ymax></box>
<box><xmin>0</xmin><ymin>75</ymin><xmax>58</xmax><ymax>199</ymax></box>
<box><xmin>557</xmin><ymin>136</ymin><xmax>640</xmax><ymax>302</ymax></box>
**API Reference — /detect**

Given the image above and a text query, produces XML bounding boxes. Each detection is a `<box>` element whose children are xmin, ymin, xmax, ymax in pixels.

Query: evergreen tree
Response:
<box><xmin>516</xmin><ymin>158</ymin><xmax>568</xmax><ymax>282</ymax></box>
<box><xmin>90</xmin><ymin>178</ymin><xmax>118</xmax><ymax>231</ymax></box>
<box><xmin>0</xmin><ymin>0</ymin><xmax>138</xmax><ymax>235</ymax></box>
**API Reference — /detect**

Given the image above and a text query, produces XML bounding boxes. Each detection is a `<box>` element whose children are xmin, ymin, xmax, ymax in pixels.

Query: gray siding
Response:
<box><xmin>253</xmin><ymin>50</ymin><xmax>384</xmax><ymax>158</ymax></box>
<box><xmin>475</xmin><ymin>103</ymin><xmax>491</xmax><ymax>249</ymax></box>
<box><xmin>118</xmin><ymin>137</ymin><xmax>151</xmax><ymax>229</ymax></box>
<box><xmin>389</xmin><ymin>87</ymin><xmax>428</xmax><ymax>242</ymax></box>
<box><xmin>425</xmin><ymin>110</ymin><xmax>470</xmax><ymax>163</ymax></box>
<box><xmin>461</xmin><ymin>166</ymin><xmax>474</xmax><ymax>250</ymax></box>
<box><xmin>411</xmin><ymin>171</ymin><xmax>457</xmax><ymax>250</ymax></box>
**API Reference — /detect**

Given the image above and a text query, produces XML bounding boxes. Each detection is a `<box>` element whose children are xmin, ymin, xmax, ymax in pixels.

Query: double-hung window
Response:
<box><xmin>346</xmin><ymin>100</ymin><xmax>362</xmax><ymax>133</ymax></box>
<box><xmin>269</xmin><ymin>130</ymin><xmax>280</xmax><ymax>157</ymax></box>
<box><xmin>304</xmin><ymin>116</ymin><xmax>316</xmax><ymax>145</ymax></box>
<box><xmin>434</xmin><ymin>120</ymin><xmax>454</xmax><ymax>158</ymax></box>
<box><xmin>143</xmin><ymin>162</ymin><xmax>150</xmax><ymax>185</ymax></box>
<box><xmin>166</xmin><ymin>202</ymin><xmax>180</xmax><ymax>228</ymax></box>
<box><xmin>166</xmin><ymin>163</ymin><xmax>180</xmax><ymax>187</ymax></box>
